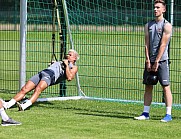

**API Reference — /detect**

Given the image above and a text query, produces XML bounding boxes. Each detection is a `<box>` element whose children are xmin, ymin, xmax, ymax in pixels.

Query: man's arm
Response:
<box><xmin>63</xmin><ymin>60</ymin><xmax>78</xmax><ymax>81</ymax></box>
<box><xmin>144</xmin><ymin>23</ymin><xmax>151</xmax><ymax>72</ymax></box>
<box><xmin>152</xmin><ymin>22</ymin><xmax>172</xmax><ymax>72</ymax></box>
<box><xmin>155</xmin><ymin>23</ymin><xmax>172</xmax><ymax>63</ymax></box>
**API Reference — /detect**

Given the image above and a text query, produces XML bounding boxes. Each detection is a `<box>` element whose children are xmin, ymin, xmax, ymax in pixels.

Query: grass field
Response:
<box><xmin>0</xmin><ymin>26</ymin><xmax>181</xmax><ymax>138</ymax></box>
<box><xmin>0</xmin><ymin>99</ymin><xmax>181</xmax><ymax>139</ymax></box>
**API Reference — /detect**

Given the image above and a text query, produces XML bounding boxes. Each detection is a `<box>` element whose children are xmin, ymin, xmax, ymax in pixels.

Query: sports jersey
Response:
<box><xmin>148</xmin><ymin>19</ymin><xmax>171</xmax><ymax>62</ymax></box>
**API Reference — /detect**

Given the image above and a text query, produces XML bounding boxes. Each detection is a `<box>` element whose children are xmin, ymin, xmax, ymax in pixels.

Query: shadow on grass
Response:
<box><xmin>29</xmin><ymin>101</ymin><xmax>181</xmax><ymax>120</ymax></box>
<box><xmin>25</xmin><ymin>101</ymin><xmax>134</xmax><ymax>119</ymax></box>
<box><xmin>75</xmin><ymin>111</ymin><xmax>134</xmax><ymax>119</ymax></box>
<box><xmin>12</xmin><ymin>100</ymin><xmax>181</xmax><ymax>121</ymax></box>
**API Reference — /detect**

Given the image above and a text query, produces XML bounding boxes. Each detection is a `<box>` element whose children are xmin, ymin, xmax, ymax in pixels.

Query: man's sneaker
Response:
<box><xmin>134</xmin><ymin>112</ymin><xmax>150</xmax><ymax>120</ymax></box>
<box><xmin>1</xmin><ymin>118</ymin><xmax>21</xmax><ymax>126</ymax></box>
<box><xmin>161</xmin><ymin>114</ymin><xmax>172</xmax><ymax>122</ymax></box>
<box><xmin>20</xmin><ymin>97</ymin><xmax>28</xmax><ymax>104</ymax></box>
<box><xmin>16</xmin><ymin>102</ymin><xmax>24</xmax><ymax>111</ymax></box>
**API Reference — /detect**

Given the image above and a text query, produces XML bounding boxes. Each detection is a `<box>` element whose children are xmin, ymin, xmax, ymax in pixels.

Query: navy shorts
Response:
<box><xmin>29</xmin><ymin>69</ymin><xmax>55</xmax><ymax>86</ymax></box>
<box><xmin>143</xmin><ymin>60</ymin><xmax>170</xmax><ymax>86</ymax></box>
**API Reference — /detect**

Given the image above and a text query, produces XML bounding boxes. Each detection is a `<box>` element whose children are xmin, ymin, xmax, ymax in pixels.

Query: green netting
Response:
<box><xmin>0</xmin><ymin>0</ymin><xmax>20</xmax><ymax>94</ymax></box>
<box><xmin>0</xmin><ymin>0</ymin><xmax>181</xmax><ymax>107</ymax></box>
<box><xmin>26</xmin><ymin>0</ymin><xmax>181</xmax><ymax>105</ymax></box>
<box><xmin>64</xmin><ymin>0</ymin><xmax>181</xmax><ymax>105</ymax></box>
<box><xmin>26</xmin><ymin>0</ymin><xmax>68</xmax><ymax>97</ymax></box>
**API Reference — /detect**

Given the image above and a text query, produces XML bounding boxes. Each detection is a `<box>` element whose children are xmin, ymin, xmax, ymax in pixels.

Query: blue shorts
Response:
<box><xmin>143</xmin><ymin>60</ymin><xmax>170</xmax><ymax>86</ymax></box>
<box><xmin>29</xmin><ymin>69</ymin><xmax>55</xmax><ymax>86</ymax></box>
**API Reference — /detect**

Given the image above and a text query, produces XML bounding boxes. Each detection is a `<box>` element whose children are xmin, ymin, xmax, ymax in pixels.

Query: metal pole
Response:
<box><xmin>61</xmin><ymin>0</ymin><xmax>74</xmax><ymax>49</ymax></box>
<box><xmin>19</xmin><ymin>0</ymin><xmax>27</xmax><ymax>90</ymax></box>
<box><xmin>170</xmin><ymin>0</ymin><xmax>174</xmax><ymax>25</ymax></box>
<box><xmin>61</xmin><ymin>0</ymin><xmax>82</xmax><ymax>96</ymax></box>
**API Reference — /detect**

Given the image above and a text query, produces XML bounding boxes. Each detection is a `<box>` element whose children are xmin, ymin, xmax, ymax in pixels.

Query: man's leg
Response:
<box><xmin>0</xmin><ymin>100</ymin><xmax>21</xmax><ymax>126</ymax></box>
<box><xmin>0</xmin><ymin>100</ymin><xmax>9</xmax><ymax>121</ymax></box>
<box><xmin>4</xmin><ymin>81</ymin><xmax>36</xmax><ymax>109</ymax></box>
<box><xmin>134</xmin><ymin>85</ymin><xmax>153</xmax><ymax>120</ymax></box>
<box><xmin>18</xmin><ymin>80</ymin><xmax>48</xmax><ymax>111</ymax></box>
<box><xmin>144</xmin><ymin>85</ymin><xmax>153</xmax><ymax>106</ymax></box>
<box><xmin>163</xmin><ymin>85</ymin><xmax>172</xmax><ymax>107</ymax></box>
<box><xmin>161</xmin><ymin>85</ymin><xmax>172</xmax><ymax>122</ymax></box>
<box><xmin>159</xmin><ymin>60</ymin><xmax>172</xmax><ymax>122</ymax></box>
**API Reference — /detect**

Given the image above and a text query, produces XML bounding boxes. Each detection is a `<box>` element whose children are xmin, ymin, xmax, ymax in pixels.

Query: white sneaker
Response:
<box><xmin>134</xmin><ymin>112</ymin><xmax>150</xmax><ymax>120</ymax></box>
<box><xmin>16</xmin><ymin>102</ymin><xmax>24</xmax><ymax>111</ymax></box>
<box><xmin>1</xmin><ymin>118</ymin><xmax>22</xmax><ymax>126</ymax></box>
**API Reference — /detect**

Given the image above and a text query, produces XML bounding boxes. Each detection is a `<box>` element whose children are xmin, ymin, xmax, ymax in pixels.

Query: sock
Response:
<box><xmin>0</xmin><ymin>99</ymin><xmax>6</xmax><ymax>104</ymax></box>
<box><xmin>143</xmin><ymin>106</ymin><xmax>150</xmax><ymax>113</ymax></box>
<box><xmin>0</xmin><ymin>99</ymin><xmax>7</xmax><ymax>108</ymax></box>
<box><xmin>21</xmin><ymin>100</ymin><xmax>32</xmax><ymax>110</ymax></box>
<box><xmin>0</xmin><ymin>108</ymin><xmax>9</xmax><ymax>121</ymax></box>
<box><xmin>7</xmin><ymin>99</ymin><xmax>16</xmax><ymax>109</ymax></box>
<box><xmin>166</xmin><ymin>107</ymin><xmax>172</xmax><ymax>115</ymax></box>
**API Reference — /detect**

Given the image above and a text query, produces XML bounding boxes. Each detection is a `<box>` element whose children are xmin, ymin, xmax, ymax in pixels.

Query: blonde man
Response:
<box><xmin>4</xmin><ymin>49</ymin><xmax>79</xmax><ymax>111</ymax></box>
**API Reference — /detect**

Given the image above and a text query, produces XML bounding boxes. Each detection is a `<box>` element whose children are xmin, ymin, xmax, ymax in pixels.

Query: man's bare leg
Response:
<box><xmin>4</xmin><ymin>81</ymin><xmax>36</xmax><ymax>109</ymax></box>
<box><xmin>18</xmin><ymin>80</ymin><xmax>48</xmax><ymax>110</ymax></box>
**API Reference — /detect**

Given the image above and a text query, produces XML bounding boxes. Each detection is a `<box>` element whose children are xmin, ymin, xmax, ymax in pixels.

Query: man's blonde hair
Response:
<box><xmin>68</xmin><ymin>49</ymin><xmax>79</xmax><ymax>60</ymax></box>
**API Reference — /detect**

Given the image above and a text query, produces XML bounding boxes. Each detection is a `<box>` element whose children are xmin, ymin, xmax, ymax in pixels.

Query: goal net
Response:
<box><xmin>26</xmin><ymin>0</ymin><xmax>181</xmax><ymax>107</ymax></box>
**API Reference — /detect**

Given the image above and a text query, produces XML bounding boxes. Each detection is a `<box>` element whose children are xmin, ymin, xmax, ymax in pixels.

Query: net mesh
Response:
<box><xmin>25</xmin><ymin>0</ymin><xmax>181</xmax><ymax>105</ymax></box>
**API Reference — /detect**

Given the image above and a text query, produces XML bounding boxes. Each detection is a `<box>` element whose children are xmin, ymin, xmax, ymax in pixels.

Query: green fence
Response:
<box><xmin>0</xmin><ymin>0</ymin><xmax>181</xmax><ymax>106</ymax></box>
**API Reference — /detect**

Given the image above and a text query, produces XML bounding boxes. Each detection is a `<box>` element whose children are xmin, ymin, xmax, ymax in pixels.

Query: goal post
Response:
<box><xmin>24</xmin><ymin>0</ymin><xmax>181</xmax><ymax>109</ymax></box>
<box><xmin>52</xmin><ymin>0</ymin><xmax>67</xmax><ymax>97</ymax></box>
<box><xmin>25</xmin><ymin>0</ymin><xmax>83</xmax><ymax>101</ymax></box>
<box><xmin>19</xmin><ymin>0</ymin><xmax>27</xmax><ymax>90</ymax></box>
<box><xmin>61</xmin><ymin>0</ymin><xmax>83</xmax><ymax>97</ymax></box>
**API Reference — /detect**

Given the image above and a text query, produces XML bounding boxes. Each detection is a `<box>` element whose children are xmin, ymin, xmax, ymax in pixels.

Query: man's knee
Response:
<box><xmin>162</xmin><ymin>85</ymin><xmax>172</xmax><ymax>94</ymax></box>
<box><xmin>20</xmin><ymin>86</ymin><xmax>29</xmax><ymax>94</ymax></box>
<box><xmin>34</xmin><ymin>82</ymin><xmax>48</xmax><ymax>93</ymax></box>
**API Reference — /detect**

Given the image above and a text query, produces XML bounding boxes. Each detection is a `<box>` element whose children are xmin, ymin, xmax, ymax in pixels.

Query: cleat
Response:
<box><xmin>1</xmin><ymin>118</ymin><xmax>21</xmax><ymax>126</ymax></box>
<box><xmin>161</xmin><ymin>114</ymin><xmax>172</xmax><ymax>122</ymax></box>
<box><xmin>134</xmin><ymin>112</ymin><xmax>150</xmax><ymax>120</ymax></box>
<box><xmin>16</xmin><ymin>102</ymin><xmax>24</xmax><ymax>111</ymax></box>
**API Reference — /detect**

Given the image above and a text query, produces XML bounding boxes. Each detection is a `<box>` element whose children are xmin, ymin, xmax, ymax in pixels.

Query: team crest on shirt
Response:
<box><xmin>157</xmin><ymin>28</ymin><xmax>162</xmax><ymax>33</ymax></box>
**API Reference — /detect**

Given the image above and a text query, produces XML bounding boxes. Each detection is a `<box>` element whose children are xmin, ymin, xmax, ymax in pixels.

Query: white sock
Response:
<box><xmin>143</xmin><ymin>106</ymin><xmax>150</xmax><ymax>113</ymax></box>
<box><xmin>166</xmin><ymin>107</ymin><xmax>172</xmax><ymax>115</ymax></box>
<box><xmin>7</xmin><ymin>99</ymin><xmax>16</xmax><ymax>109</ymax></box>
<box><xmin>0</xmin><ymin>99</ymin><xmax>7</xmax><ymax>109</ymax></box>
<box><xmin>0</xmin><ymin>108</ymin><xmax>9</xmax><ymax>121</ymax></box>
<box><xmin>0</xmin><ymin>99</ymin><xmax>6</xmax><ymax>104</ymax></box>
<box><xmin>21</xmin><ymin>100</ymin><xmax>32</xmax><ymax>110</ymax></box>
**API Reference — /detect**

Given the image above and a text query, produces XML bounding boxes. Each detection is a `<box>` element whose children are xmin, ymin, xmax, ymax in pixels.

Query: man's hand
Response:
<box><xmin>146</xmin><ymin>60</ymin><xmax>151</xmax><ymax>72</ymax></box>
<box><xmin>63</xmin><ymin>59</ymin><xmax>69</xmax><ymax>67</ymax></box>
<box><xmin>151</xmin><ymin>61</ymin><xmax>159</xmax><ymax>72</ymax></box>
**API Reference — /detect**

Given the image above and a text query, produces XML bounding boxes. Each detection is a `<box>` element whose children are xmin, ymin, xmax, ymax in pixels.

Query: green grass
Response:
<box><xmin>1</xmin><ymin>30</ymin><xmax>181</xmax><ymax>98</ymax></box>
<box><xmin>0</xmin><ymin>99</ymin><xmax>181</xmax><ymax>139</ymax></box>
<box><xmin>0</xmin><ymin>28</ymin><xmax>181</xmax><ymax>102</ymax></box>
<box><xmin>0</xmin><ymin>28</ymin><xmax>181</xmax><ymax>139</ymax></box>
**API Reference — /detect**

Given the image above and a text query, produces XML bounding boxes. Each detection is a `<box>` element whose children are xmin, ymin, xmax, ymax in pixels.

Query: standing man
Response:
<box><xmin>134</xmin><ymin>0</ymin><xmax>173</xmax><ymax>122</ymax></box>
<box><xmin>3</xmin><ymin>49</ymin><xmax>79</xmax><ymax>111</ymax></box>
